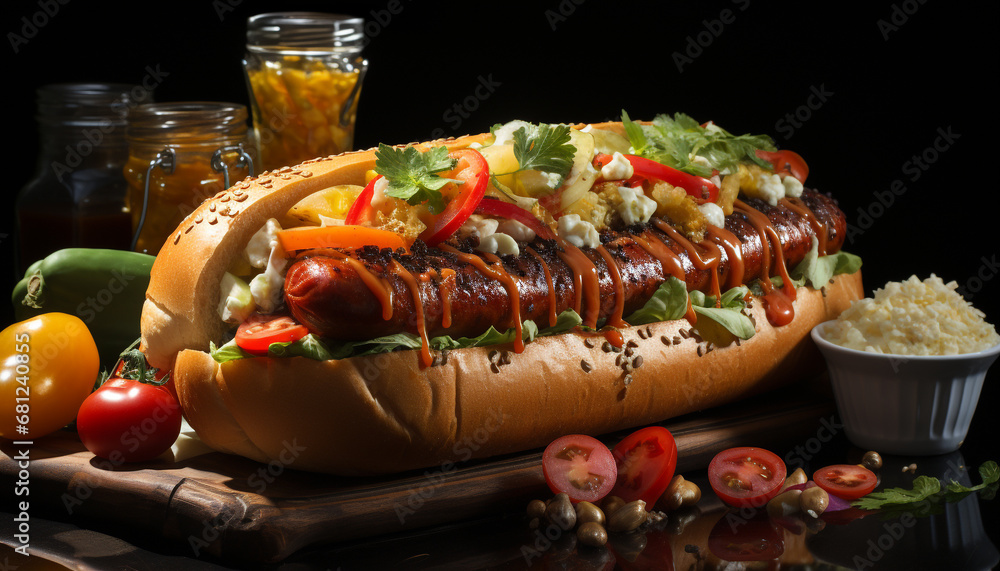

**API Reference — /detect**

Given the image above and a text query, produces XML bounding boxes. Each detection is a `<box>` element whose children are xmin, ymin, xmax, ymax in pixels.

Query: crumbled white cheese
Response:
<box><xmin>249</xmin><ymin>243</ymin><xmax>288</xmax><ymax>313</ymax></box>
<box><xmin>756</xmin><ymin>173</ymin><xmax>786</xmax><ymax>206</ymax></box>
<box><xmin>498</xmin><ymin>219</ymin><xmax>536</xmax><ymax>242</ymax></box>
<box><xmin>370</xmin><ymin>176</ymin><xmax>391</xmax><ymax>210</ymax></box>
<box><xmin>823</xmin><ymin>275</ymin><xmax>1000</xmax><ymax>355</ymax></box>
<box><xmin>245</xmin><ymin>218</ymin><xmax>282</xmax><ymax>268</ymax></box>
<box><xmin>689</xmin><ymin>155</ymin><xmax>712</xmax><ymax>169</ymax></box>
<box><xmin>491</xmin><ymin>120</ymin><xmax>532</xmax><ymax>146</ymax></box>
<box><xmin>480</xmin><ymin>232</ymin><xmax>520</xmax><ymax>256</ymax></box>
<box><xmin>782</xmin><ymin>175</ymin><xmax>804</xmax><ymax>198</ymax></box>
<box><xmin>698</xmin><ymin>202</ymin><xmax>726</xmax><ymax>228</ymax></box>
<box><xmin>542</xmin><ymin>171</ymin><xmax>563</xmax><ymax>190</ymax></box>
<box><xmin>558</xmin><ymin>214</ymin><xmax>601</xmax><ymax>249</ymax></box>
<box><xmin>601</xmin><ymin>152</ymin><xmax>634</xmax><ymax>181</ymax></box>
<box><xmin>460</xmin><ymin>214</ymin><xmax>499</xmax><ymax>240</ymax></box>
<box><xmin>616</xmin><ymin>186</ymin><xmax>657</xmax><ymax>225</ymax></box>
<box><xmin>580</xmin><ymin>124</ymin><xmax>593</xmax><ymax>133</ymax></box>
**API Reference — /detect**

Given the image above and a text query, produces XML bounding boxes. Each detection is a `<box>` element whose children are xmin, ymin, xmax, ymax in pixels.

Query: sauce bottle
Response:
<box><xmin>123</xmin><ymin>102</ymin><xmax>254</xmax><ymax>255</ymax></box>
<box><xmin>243</xmin><ymin>12</ymin><xmax>367</xmax><ymax>171</ymax></box>
<box><xmin>15</xmin><ymin>83</ymin><xmax>145</xmax><ymax>273</ymax></box>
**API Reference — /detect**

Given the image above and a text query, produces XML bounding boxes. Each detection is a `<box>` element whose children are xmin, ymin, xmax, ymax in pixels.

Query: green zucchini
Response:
<box><xmin>11</xmin><ymin>248</ymin><xmax>155</xmax><ymax>368</ymax></box>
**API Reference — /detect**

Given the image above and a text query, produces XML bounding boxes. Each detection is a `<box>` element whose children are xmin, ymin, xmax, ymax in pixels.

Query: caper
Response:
<box><xmin>862</xmin><ymin>450</ymin><xmax>883</xmax><ymax>472</ymax></box>
<box><xmin>606</xmin><ymin>500</ymin><xmax>648</xmax><ymax>533</ymax></box>
<box><xmin>575</xmin><ymin>501</ymin><xmax>606</xmax><ymax>526</ymax></box>
<box><xmin>663</xmin><ymin>474</ymin><xmax>702</xmax><ymax>510</ymax></box>
<box><xmin>767</xmin><ymin>488</ymin><xmax>803</xmax><ymax>518</ymax></box>
<box><xmin>526</xmin><ymin>499</ymin><xmax>546</xmax><ymax>520</ymax></box>
<box><xmin>602</xmin><ymin>495</ymin><xmax>626</xmax><ymax>517</ymax></box>
<box><xmin>800</xmin><ymin>486</ymin><xmax>829</xmax><ymax>517</ymax></box>
<box><xmin>782</xmin><ymin>467</ymin><xmax>808</xmax><ymax>492</ymax></box>
<box><xmin>576</xmin><ymin>521</ymin><xmax>609</xmax><ymax>547</ymax></box>
<box><xmin>545</xmin><ymin>493</ymin><xmax>577</xmax><ymax>531</ymax></box>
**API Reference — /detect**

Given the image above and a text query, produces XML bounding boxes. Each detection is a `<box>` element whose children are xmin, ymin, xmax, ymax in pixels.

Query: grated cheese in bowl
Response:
<box><xmin>822</xmin><ymin>274</ymin><xmax>1000</xmax><ymax>355</ymax></box>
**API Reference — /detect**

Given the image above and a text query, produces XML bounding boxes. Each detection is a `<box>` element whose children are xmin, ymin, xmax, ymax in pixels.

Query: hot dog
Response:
<box><xmin>140</xmin><ymin>115</ymin><xmax>864</xmax><ymax>475</ymax></box>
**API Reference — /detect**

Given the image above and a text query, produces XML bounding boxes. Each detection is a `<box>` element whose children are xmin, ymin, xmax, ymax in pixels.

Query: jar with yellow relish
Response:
<box><xmin>124</xmin><ymin>102</ymin><xmax>253</xmax><ymax>255</ymax></box>
<box><xmin>243</xmin><ymin>12</ymin><xmax>367</xmax><ymax>171</ymax></box>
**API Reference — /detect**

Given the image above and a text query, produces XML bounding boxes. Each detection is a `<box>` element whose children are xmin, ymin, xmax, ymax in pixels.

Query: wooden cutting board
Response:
<box><xmin>0</xmin><ymin>387</ymin><xmax>835</xmax><ymax>564</ymax></box>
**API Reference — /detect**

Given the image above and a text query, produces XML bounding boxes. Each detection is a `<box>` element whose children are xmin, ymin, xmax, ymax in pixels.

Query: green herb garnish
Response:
<box><xmin>374</xmin><ymin>144</ymin><xmax>459</xmax><ymax>214</ymax></box>
<box><xmin>852</xmin><ymin>461</ymin><xmax>999</xmax><ymax>516</ymax></box>
<box><xmin>622</xmin><ymin>110</ymin><xmax>776</xmax><ymax>176</ymax></box>
<box><xmin>490</xmin><ymin>122</ymin><xmax>576</xmax><ymax>189</ymax></box>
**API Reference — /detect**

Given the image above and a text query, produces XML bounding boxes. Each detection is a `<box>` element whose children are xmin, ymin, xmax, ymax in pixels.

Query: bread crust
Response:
<box><xmin>173</xmin><ymin>272</ymin><xmax>862</xmax><ymax>475</ymax></box>
<box><xmin>142</xmin><ymin>121</ymin><xmax>863</xmax><ymax>475</ymax></box>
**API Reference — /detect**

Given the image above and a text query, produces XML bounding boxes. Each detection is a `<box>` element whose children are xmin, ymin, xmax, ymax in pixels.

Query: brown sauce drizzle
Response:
<box><xmin>556</xmin><ymin>238</ymin><xmax>601</xmax><ymax>329</ymax></box>
<box><xmin>391</xmin><ymin>259</ymin><xmax>432</xmax><ymax>367</ymax></box>
<box><xmin>596</xmin><ymin>245</ymin><xmax>627</xmax><ymax>328</ymax></box>
<box><xmin>781</xmin><ymin>197</ymin><xmax>827</xmax><ymax>256</ymax></box>
<box><xmin>653</xmin><ymin>219</ymin><xmax>722</xmax><ymax>304</ymax></box>
<box><xmin>706</xmin><ymin>225</ymin><xmax>746</xmax><ymax>291</ymax></box>
<box><xmin>733</xmin><ymin>199</ymin><xmax>798</xmax><ymax>326</ymax></box>
<box><xmin>439</xmin><ymin>244</ymin><xmax>525</xmax><ymax>354</ymax></box>
<box><xmin>435</xmin><ymin>268</ymin><xmax>456</xmax><ymax>329</ymax></box>
<box><xmin>326</xmin><ymin>252</ymin><xmax>394</xmax><ymax>321</ymax></box>
<box><xmin>526</xmin><ymin>246</ymin><xmax>558</xmax><ymax>328</ymax></box>
<box><xmin>632</xmin><ymin>232</ymin><xmax>696</xmax><ymax>323</ymax></box>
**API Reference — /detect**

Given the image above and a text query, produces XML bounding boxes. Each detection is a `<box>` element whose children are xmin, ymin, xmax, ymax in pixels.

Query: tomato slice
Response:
<box><xmin>542</xmin><ymin>434</ymin><xmax>618</xmax><ymax>503</ymax></box>
<box><xmin>419</xmin><ymin>148</ymin><xmax>489</xmax><ymax>246</ymax></box>
<box><xmin>235</xmin><ymin>313</ymin><xmax>310</xmax><ymax>355</ymax></box>
<box><xmin>813</xmin><ymin>464</ymin><xmax>878</xmax><ymax>500</ymax></box>
<box><xmin>622</xmin><ymin>154</ymin><xmax>720</xmax><ymax>203</ymax></box>
<box><xmin>708</xmin><ymin>447</ymin><xmax>787</xmax><ymax>508</ymax></box>
<box><xmin>609</xmin><ymin>426</ymin><xmax>678</xmax><ymax>507</ymax></box>
<box><xmin>474</xmin><ymin>197</ymin><xmax>556</xmax><ymax>240</ymax></box>
<box><xmin>755</xmin><ymin>149</ymin><xmax>809</xmax><ymax>183</ymax></box>
<box><xmin>276</xmin><ymin>225</ymin><xmax>409</xmax><ymax>253</ymax></box>
<box><xmin>344</xmin><ymin>175</ymin><xmax>379</xmax><ymax>226</ymax></box>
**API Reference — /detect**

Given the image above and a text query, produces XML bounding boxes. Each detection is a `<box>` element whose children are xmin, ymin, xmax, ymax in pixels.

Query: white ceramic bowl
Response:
<box><xmin>811</xmin><ymin>320</ymin><xmax>1000</xmax><ymax>455</ymax></box>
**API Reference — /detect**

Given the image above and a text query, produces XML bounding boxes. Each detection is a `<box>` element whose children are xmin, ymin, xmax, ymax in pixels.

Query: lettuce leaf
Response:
<box><xmin>626</xmin><ymin>277</ymin><xmax>755</xmax><ymax>340</ymax></box>
<box><xmin>790</xmin><ymin>237</ymin><xmax>863</xmax><ymax>290</ymax></box>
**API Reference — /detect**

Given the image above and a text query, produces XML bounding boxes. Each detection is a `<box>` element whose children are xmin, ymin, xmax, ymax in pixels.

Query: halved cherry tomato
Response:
<box><xmin>708</xmin><ymin>512</ymin><xmax>784</xmax><ymax>562</ymax></box>
<box><xmin>474</xmin><ymin>197</ymin><xmax>556</xmax><ymax>240</ymax></box>
<box><xmin>419</xmin><ymin>148</ymin><xmax>489</xmax><ymax>246</ymax></box>
<box><xmin>276</xmin><ymin>225</ymin><xmax>409</xmax><ymax>253</ymax></box>
<box><xmin>813</xmin><ymin>464</ymin><xmax>878</xmax><ymax>500</ymax></box>
<box><xmin>621</xmin><ymin>154</ymin><xmax>720</xmax><ymax>203</ymax></box>
<box><xmin>344</xmin><ymin>175</ymin><xmax>380</xmax><ymax>226</ymax></box>
<box><xmin>708</xmin><ymin>447</ymin><xmax>787</xmax><ymax>508</ymax></box>
<box><xmin>235</xmin><ymin>314</ymin><xmax>309</xmax><ymax>355</ymax></box>
<box><xmin>755</xmin><ymin>149</ymin><xmax>809</xmax><ymax>183</ymax></box>
<box><xmin>542</xmin><ymin>434</ymin><xmax>618</xmax><ymax>503</ymax></box>
<box><xmin>609</xmin><ymin>426</ymin><xmax>678</xmax><ymax>506</ymax></box>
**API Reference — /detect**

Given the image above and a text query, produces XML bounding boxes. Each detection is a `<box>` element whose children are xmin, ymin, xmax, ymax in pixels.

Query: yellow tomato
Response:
<box><xmin>0</xmin><ymin>313</ymin><xmax>100</xmax><ymax>440</ymax></box>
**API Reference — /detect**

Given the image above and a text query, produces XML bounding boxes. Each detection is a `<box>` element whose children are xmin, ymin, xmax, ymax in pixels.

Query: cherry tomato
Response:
<box><xmin>112</xmin><ymin>354</ymin><xmax>176</xmax><ymax>404</ymax></box>
<box><xmin>813</xmin><ymin>464</ymin><xmax>879</xmax><ymax>500</ymax></box>
<box><xmin>419</xmin><ymin>148</ymin><xmax>489</xmax><ymax>246</ymax></box>
<box><xmin>235</xmin><ymin>314</ymin><xmax>309</xmax><ymax>355</ymax></box>
<box><xmin>708</xmin><ymin>512</ymin><xmax>784</xmax><ymax>562</ymax></box>
<box><xmin>621</xmin><ymin>154</ymin><xmax>720</xmax><ymax>203</ymax></box>
<box><xmin>76</xmin><ymin>378</ymin><xmax>182</xmax><ymax>463</ymax></box>
<box><xmin>277</xmin><ymin>225</ymin><xmax>410</xmax><ymax>253</ymax></box>
<box><xmin>609</xmin><ymin>426</ymin><xmax>678</xmax><ymax>506</ymax></box>
<box><xmin>708</xmin><ymin>447</ymin><xmax>787</xmax><ymax>508</ymax></box>
<box><xmin>0</xmin><ymin>313</ymin><xmax>100</xmax><ymax>440</ymax></box>
<box><xmin>755</xmin><ymin>149</ymin><xmax>809</xmax><ymax>183</ymax></box>
<box><xmin>542</xmin><ymin>434</ymin><xmax>618</xmax><ymax>503</ymax></box>
<box><xmin>473</xmin><ymin>197</ymin><xmax>556</xmax><ymax>240</ymax></box>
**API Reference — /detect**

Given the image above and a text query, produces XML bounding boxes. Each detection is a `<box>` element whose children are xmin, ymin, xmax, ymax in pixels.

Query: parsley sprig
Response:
<box><xmin>490</xmin><ymin>122</ymin><xmax>576</xmax><ymax>187</ymax></box>
<box><xmin>622</xmin><ymin>110</ymin><xmax>776</xmax><ymax>176</ymax></box>
<box><xmin>374</xmin><ymin>144</ymin><xmax>459</xmax><ymax>214</ymax></box>
<box><xmin>852</xmin><ymin>461</ymin><xmax>999</xmax><ymax>517</ymax></box>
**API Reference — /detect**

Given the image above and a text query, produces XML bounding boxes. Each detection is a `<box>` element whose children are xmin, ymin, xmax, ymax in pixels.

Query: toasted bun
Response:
<box><xmin>172</xmin><ymin>272</ymin><xmax>861</xmax><ymax>475</ymax></box>
<box><xmin>142</xmin><ymin>121</ymin><xmax>863</xmax><ymax>475</ymax></box>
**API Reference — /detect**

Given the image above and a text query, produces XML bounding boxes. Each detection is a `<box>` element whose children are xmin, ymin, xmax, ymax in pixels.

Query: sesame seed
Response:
<box><xmin>581</xmin><ymin>360</ymin><xmax>592</xmax><ymax>372</ymax></box>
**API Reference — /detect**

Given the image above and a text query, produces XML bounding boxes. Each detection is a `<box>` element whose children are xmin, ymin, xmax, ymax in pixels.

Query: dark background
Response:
<box><xmin>2</xmin><ymin>0</ymin><xmax>997</xmax><ymax>556</ymax></box>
